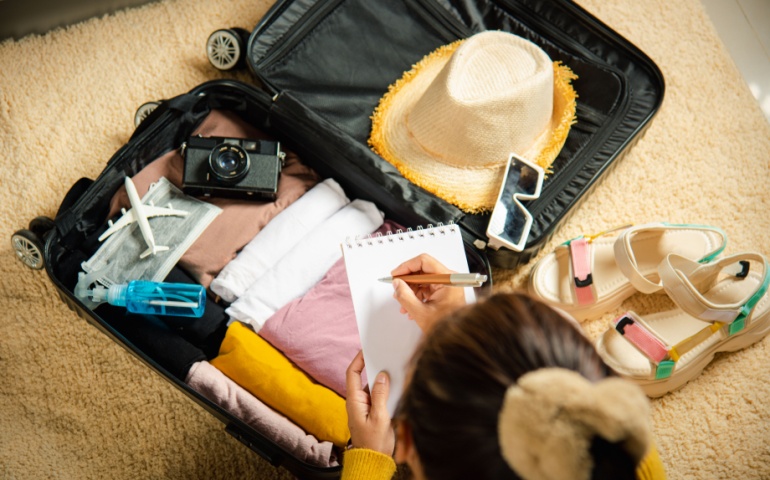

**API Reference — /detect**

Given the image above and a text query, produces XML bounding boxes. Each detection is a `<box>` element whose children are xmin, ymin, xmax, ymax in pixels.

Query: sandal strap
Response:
<box><xmin>563</xmin><ymin>225</ymin><xmax>632</xmax><ymax>306</ymax></box>
<box><xmin>613</xmin><ymin>311</ymin><xmax>729</xmax><ymax>379</ymax></box>
<box><xmin>613</xmin><ymin>312</ymin><xmax>669</xmax><ymax>363</ymax></box>
<box><xmin>614</xmin><ymin>311</ymin><xmax>728</xmax><ymax>364</ymax></box>
<box><xmin>567</xmin><ymin>237</ymin><xmax>596</xmax><ymax>305</ymax></box>
<box><xmin>614</xmin><ymin>223</ymin><xmax>728</xmax><ymax>295</ymax></box>
<box><xmin>614</xmin><ymin>223</ymin><xmax>670</xmax><ymax>294</ymax></box>
<box><xmin>658</xmin><ymin>253</ymin><xmax>769</xmax><ymax>325</ymax></box>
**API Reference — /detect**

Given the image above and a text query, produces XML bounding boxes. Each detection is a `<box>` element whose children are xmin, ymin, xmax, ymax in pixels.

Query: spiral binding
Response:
<box><xmin>344</xmin><ymin>222</ymin><xmax>458</xmax><ymax>249</ymax></box>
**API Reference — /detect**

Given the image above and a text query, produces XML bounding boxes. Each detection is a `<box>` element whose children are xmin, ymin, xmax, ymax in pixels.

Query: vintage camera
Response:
<box><xmin>181</xmin><ymin>136</ymin><xmax>284</xmax><ymax>201</ymax></box>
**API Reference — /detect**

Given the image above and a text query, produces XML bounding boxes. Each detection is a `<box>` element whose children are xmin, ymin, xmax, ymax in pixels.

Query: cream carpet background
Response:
<box><xmin>1</xmin><ymin>0</ymin><xmax>769</xmax><ymax>478</ymax></box>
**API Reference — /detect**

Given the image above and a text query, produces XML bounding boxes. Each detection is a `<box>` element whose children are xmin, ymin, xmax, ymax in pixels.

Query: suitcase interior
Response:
<box><xmin>46</xmin><ymin>79</ymin><xmax>490</xmax><ymax>479</ymax></box>
<box><xmin>246</xmin><ymin>0</ymin><xmax>665</xmax><ymax>268</ymax></box>
<box><xmin>44</xmin><ymin>0</ymin><xmax>664</xmax><ymax>478</ymax></box>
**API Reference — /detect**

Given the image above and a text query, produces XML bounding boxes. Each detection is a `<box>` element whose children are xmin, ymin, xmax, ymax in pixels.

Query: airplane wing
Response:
<box><xmin>98</xmin><ymin>209</ymin><xmax>137</xmax><ymax>241</ymax></box>
<box><xmin>143</xmin><ymin>205</ymin><xmax>189</xmax><ymax>218</ymax></box>
<box><xmin>98</xmin><ymin>201</ymin><xmax>188</xmax><ymax>243</ymax></box>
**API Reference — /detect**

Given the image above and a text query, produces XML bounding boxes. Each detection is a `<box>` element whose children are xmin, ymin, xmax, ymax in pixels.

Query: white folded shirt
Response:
<box><xmin>226</xmin><ymin>199</ymin><xmax>384</xmax><ymax>332</ymax></box>
<box><xmin>211</xmin><ymin>178</ymin><xmax>349</xmax><ymax>303</ymax></box>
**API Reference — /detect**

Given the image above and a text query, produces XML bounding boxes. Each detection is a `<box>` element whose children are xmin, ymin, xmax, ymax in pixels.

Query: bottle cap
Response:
<box><xmin>107</xmin><ymin>284</ymin><xmax>128</xmax><ymax>307</ymax></box>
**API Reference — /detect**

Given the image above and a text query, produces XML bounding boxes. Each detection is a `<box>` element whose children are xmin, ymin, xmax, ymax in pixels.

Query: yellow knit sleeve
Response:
<box><xmin>636</xmin><ymin>443</ymin><xmax>666</xmax><ymax>480</ymax></box>
<box><xmin>338</xmin><ymin>441</ymin><xmax>661</xmax><ymax>479</ymax></box>
<box><xmin>341</xmin><ymin>448</ymin><xmax>397</xmax><ymax>480</ymax></box>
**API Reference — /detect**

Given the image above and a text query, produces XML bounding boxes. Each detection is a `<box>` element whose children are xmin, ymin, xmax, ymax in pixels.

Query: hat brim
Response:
<box><xmin>369</xmin><ymin>39</ymin><xmax>577</xmax><ymax>214</ymax></box>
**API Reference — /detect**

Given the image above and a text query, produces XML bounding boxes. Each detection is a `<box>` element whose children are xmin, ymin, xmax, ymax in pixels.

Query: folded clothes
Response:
<box><xmin>106</xmin><ymin>110</ymin><xmax>320</xmax><ymax>288</ymax></box>
<box><xmin>160</xmin><ymin>267</ymin><xmax>229</xmax><ymax>359</ymax></box>
<box><xmin>186</xmin><ymin>361</ymin><xmax>339</xmax><ymax>468</ymax></box>
<box><xmin>67</xmin><ymin>252</ymin><xmax>210</xmax><ymax>379</ymax></box>
<box><xmin>211</xmin><ymin>322</ymin><xmax>350</xmax><ymax>447</ymax></box>
<box><xmin>226</xmin><ymin>199</ymin><xmax>384</xmax><ymax>332</ymax></box>
<box><xmin>259</xmin><ymin>220</ymin><xmax>402</xmax><ymax>397</ymax></box>
<box><xmin>97</xmin><ymin>304</ymin><xmax>206</xmax><ymax>380</ymax></box>
<box><xmin>211</xmin><ymin>178</ymin><xmax>350</xmax><ymax>303</ymax></box>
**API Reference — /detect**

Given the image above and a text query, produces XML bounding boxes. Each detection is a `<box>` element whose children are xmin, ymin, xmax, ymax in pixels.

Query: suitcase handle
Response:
<box><xmin>224</xmin><ymin>423</ymin><xmax>284</xmax><ymax>467</ymax></box>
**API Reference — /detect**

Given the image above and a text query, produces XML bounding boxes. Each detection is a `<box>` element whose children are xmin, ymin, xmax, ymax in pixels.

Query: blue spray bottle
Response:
<box><xmin>78</xmin><ymin>279</ymin><xmax>206</xmax><ymax>318</ymax></box>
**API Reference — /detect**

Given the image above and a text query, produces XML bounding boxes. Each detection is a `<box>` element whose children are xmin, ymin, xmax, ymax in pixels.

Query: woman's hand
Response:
<box><xmin>345</xmin><ymin>351</ymin><xmax>395</xmax><ymax>455</ymax></box>
<box><xmin>391</xmin><ymin>253</ymin><xmax>467</xmax><ymax>332</ymax></box>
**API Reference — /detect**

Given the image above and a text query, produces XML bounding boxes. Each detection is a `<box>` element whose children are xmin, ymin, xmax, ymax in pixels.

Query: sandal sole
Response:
<box><xmin>636</xmin><ymin>313</ymin><xmax>770</xmax><ymax>397</ymax></box>
<box><xmin>597</xmin><ymin>270</ymin><xmax>770</xmax><ymax>397</ymax></box>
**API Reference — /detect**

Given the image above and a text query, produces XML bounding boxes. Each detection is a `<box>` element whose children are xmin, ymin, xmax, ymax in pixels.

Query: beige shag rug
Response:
<box><xmin>1</xmin><ymin>0</ymin><xmax>769</xmax><ymax>478</ymax></box>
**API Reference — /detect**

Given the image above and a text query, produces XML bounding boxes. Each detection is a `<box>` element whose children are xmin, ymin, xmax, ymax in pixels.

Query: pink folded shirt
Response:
<box><xmin>107</xmin><ymin>110</ymin><xmax>320</xmax><ymax>287</ymax></box>
<box><xmin>185</xmin><ymin>361</ymin><xmax>338</xmax><ymax>468</ymax></box>
<box><xmin>258</xmin><ymin>220</ymin><xmax>401</xmax><ymax>397</ymax></box>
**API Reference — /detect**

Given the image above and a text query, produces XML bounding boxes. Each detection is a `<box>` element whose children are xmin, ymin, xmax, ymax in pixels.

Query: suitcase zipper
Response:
<box><xmin>408</xmin><ymin>0</ymin><xmax>472</xmax><ymax>39</ymax></box>
<box><xmin>255</xmin><ymin>0</ymin><xmax>345</xmax><ymax>72</ymax></box>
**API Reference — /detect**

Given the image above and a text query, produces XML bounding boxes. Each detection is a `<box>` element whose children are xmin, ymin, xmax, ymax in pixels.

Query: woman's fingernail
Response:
<box><xmin>376</xmin><ymin>372</ymin><xmax>388</xmax><ymax>384</ymax></box>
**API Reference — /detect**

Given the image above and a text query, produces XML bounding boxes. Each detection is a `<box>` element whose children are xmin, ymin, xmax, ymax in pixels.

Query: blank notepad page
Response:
<box><xmin>341</xmin><ymin>224</ymin><xmax>475</xmax><ymax>416</ymax></box>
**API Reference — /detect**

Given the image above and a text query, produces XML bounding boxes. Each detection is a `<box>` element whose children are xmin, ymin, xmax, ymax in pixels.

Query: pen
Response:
<box><xmin>377</xmin><ymin>273</ymin><xmax>488</xmax><ymax>287</ymax></box>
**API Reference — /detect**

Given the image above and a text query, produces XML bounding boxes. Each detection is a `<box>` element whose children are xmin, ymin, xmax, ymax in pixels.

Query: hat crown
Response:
<box><xmin>406</xmin><ymin>31</ymin><xmax>554</xmax><ymax>168</ymax></box>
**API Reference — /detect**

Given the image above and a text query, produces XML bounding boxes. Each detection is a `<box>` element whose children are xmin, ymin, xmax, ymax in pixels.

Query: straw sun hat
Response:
<box><xmin>369</xmin><ymin>30</ymin><xmax>577</xmax><ymax>213</ymax></box>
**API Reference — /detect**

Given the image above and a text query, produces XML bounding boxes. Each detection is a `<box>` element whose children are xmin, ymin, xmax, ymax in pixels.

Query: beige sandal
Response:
<box><xmin>528</xmin><ymin>223</ymin><xmax>727</xmax><ymax>321</ymax></box>
<box><xmin>596</xmin><ymin>252</ymin><xmax>770</xmax><ymax>397</ymax></box>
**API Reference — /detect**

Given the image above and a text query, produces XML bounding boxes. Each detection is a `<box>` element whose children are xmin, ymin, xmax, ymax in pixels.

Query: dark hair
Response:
<box><xmin>395</xmin><ymin>292</ymin><xmax>638</xmax><ymax>480</ymax></box>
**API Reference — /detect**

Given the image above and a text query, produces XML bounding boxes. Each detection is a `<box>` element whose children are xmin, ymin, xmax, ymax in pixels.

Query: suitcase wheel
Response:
<box><xmin>206</xmin><ymin>28</ymin><xmax>249</xmax><ymax>71</ymax></box>
<box><xmin>11</xmin><ymin>229</ymin><xmax>45</xmax><ymax>270</ymax></box>
<box><xmin>134</xmin><ymin>101</ymin><xmax>161</xmax><ymax>128</ymax></box>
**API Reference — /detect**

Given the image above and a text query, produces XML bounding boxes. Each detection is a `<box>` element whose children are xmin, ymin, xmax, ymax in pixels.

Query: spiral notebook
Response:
<box><xmin>341</xmin><ymin>224</ymin><xmax>475</xmax><ymax>416</ymax></box>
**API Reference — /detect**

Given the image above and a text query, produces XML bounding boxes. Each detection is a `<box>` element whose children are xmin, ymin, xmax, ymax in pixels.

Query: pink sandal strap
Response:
<box><xmin>614</xmin><ymin>312</ymin><xmax>688</xmax><ymax>380</ymax></box>
<box><xmin>568</xmin><ymin>237</ymin><xmax>595</xmax><ymax>305</ymax></box>
<box><xmin>613</xmin><ymin>313</ymin><xmax>669</xmax><ymax>364</ymax></box>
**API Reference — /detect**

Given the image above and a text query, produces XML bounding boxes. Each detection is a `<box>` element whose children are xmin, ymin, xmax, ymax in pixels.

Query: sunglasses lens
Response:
<box><xmin>486</xmin><ymin>157</ymin><xmax>543</xmax><ymax>251</ymax></box>
<box><xmin>499</xmin><ymin>207</ymin><xmax>527</xmax><ymax>246</ymax></box>
<box><xmin>501</xmin><ymin>162</ymin><xmax>539</xmax><ymax>197</ymax></box>
<box><xmin>516</xmin><ymin>164</ymin><xmax>540</xmax><ymax>196</ymax></box>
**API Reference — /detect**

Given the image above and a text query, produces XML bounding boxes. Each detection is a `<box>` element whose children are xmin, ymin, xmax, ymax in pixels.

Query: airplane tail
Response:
<box><xmin>140</xmin><ymin>245</ymin><xmax>169</xmax><ymax>259</ymax></box>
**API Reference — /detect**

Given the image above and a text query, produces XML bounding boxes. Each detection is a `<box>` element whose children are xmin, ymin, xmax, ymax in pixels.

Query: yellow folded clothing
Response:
<box><xmin>211</xmin><ymin>321</ymin><xmax>350</xmax><ymax>447</ymax></box>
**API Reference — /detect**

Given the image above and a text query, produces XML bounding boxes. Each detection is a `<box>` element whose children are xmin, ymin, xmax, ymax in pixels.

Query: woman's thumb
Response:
<box><xmin>370</xmin><ymin>371</ymin><xmax>390</xmax><ymax>416</ymax></box>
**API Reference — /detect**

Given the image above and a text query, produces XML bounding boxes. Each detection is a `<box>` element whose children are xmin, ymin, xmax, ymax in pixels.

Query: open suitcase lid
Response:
<box><xmin>243</xmin><ymin>0</ymin><xmax>664</xmax><ymax>268</ymax></box>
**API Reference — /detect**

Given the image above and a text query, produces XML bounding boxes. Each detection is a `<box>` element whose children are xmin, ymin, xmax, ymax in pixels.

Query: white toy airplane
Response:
<box><xmin>98</xmin><ymin>177</ymin><xmax>189</xmax><ymax>259</ymax></box>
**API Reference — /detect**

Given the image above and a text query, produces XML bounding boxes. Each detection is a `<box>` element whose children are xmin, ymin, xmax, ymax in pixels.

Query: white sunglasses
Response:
<box><xmin>486</xmin><ymin>153</ymin><xmax>545</xmax><ymax>252</ymax></box>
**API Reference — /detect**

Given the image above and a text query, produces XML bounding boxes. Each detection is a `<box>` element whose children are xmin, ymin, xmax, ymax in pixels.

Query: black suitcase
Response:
<box><xmin>237</xmin><ymin>0</ymin><xmax>665</xmax><ymax>269</ymax></box>
<box><xmin>13</xmin><ymin>0</ymin><xmax>663</xmax><ymax>478</ymax></box>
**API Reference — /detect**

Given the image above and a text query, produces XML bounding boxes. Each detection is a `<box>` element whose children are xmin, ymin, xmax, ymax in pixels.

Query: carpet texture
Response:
<box><xmin>1</xmin><ymin>0</ymin><xmax>769</xmax><ymax>479</ymax></box>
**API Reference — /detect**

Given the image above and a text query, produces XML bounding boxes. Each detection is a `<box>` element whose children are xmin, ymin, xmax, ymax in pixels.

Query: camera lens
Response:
<box><xmin>216</xmin><ymin>151</ymin><xmax>240</xmax><ymax>172</ymax></box>
<box><xmin>208</xmin><ymin>144</ymin><xmax>250</xmax><ymax>183</ymax></box>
